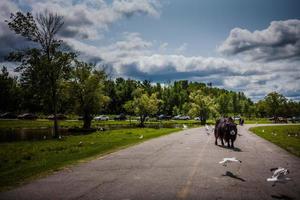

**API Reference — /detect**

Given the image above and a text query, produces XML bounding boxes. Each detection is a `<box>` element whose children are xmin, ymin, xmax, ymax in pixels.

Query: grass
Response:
<box><xmin>0</xmin><ymin>128</ymin><xmax>180</xmax><ymax>191</ymax></box>
<box><xmin>0</xmin><ymin>119</ymin><xmax>201</xmax><ymax>129</ymax></box>
<box><xmin>250</xmin><ymin>125</ymin><xmax>300</xmax><ymax>157</ymax></box>
<box><xmin>244</xmin><ymin>118</ymin><xmax>272</xmax><ymax>124</ymax></box>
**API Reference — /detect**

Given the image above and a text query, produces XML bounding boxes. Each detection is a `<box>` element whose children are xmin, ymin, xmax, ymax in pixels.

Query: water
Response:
<box><xmin>0</xmin><ymin>123</ymin><xmax>198</xmax><ymax>142</ymax></box>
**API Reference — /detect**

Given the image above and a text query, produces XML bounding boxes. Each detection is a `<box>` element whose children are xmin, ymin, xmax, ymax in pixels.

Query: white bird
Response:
<box><xmin>43</xmin><ymin>135</ymin><xmax>46</xmax><ymax>140</ymax></box>
<box><xmin>183</xmin><ymin>124</ymin><xmax>188</xmax><ymax>129</ymax></box>
<box><xmin>288</xmin><ymin>134</ymin><xmax>291</xmax><ymax>137</ymax></box>
<box><xmin>267</xmin><ymin>167</ymin><xmax>291</xmax><ymax>185</ymax></box>
<box><xmin>139</xmin><ymin>135</ymin><xmax>144</xmax><ymax>139</ymax></box>
<box><xmin>262</xmin><ymin>129</ymin><xmax>265</xmax><ymax>133</ymax></box>
<box><xmin>219</xmin><ymin>157</ymin><xmax>242</xmax><ymax>167</ymax></box>
<box><xmin>205</xmin><ymin>124</ymin><xmax>210</xmax><ymax>132</ymax></box>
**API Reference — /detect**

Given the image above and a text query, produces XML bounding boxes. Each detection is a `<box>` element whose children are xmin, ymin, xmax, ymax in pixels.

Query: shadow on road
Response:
<box><xmin>271</xmin><ymin>194</ymin><xmax>294</xmax><ymax>200</ymax></box>
<box><xmin>222</xmin><ymin>171</ymin><xmax>246</xmax><ymax>182</ymax></box>
<box><xmin>217</xmin><ymin>145</ymin><xmax>242</xmax><ymax>152</ymax></box>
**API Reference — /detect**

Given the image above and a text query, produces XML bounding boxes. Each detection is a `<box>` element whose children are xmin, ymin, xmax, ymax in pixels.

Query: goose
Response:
<box><xmin>219</xmin><ymin>157</ymin><xmax>242</xmax><ymax>167</ymax></box>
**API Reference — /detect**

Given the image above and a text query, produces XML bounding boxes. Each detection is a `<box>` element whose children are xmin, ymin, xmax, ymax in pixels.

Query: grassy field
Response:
<box><xmin>0</xmin><ymin>119</ymin><xmax>202</xmax><ymax>129</ymax></box>
<box><xmin>250</xmin><ymin>125</ymin><xmax>300</xmax><ymax>157</ymax></box>
<box><xmin>0</xmin><ymin>128</ymin><xmax>180</xmax><ymax>191</ymax></box>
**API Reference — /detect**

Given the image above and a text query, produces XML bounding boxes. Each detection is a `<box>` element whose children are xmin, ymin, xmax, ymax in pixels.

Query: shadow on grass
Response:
<box><xmin>217</xmin><ymin>144</ymin><xmax>242</xmax><ymax>152</ymax></box>
<box><xmin>222</xmin><ymin>171</ymin><xmax>246</xmax><ymax>182</ymax></box>
<box><xmin>271</xmin><ymin>194</ymin><xmax>294</xmax><ymax>200</ymax></box>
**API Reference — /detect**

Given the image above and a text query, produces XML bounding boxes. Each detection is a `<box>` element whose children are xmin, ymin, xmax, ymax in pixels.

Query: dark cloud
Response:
<box><xmin>218</xmin><ymin>19</ymin><xmax>300</xmax><ymax>62</ymax></box>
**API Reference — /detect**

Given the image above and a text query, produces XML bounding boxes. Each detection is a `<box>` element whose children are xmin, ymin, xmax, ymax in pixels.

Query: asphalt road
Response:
<box><xmin>1</xmin><ymin>125</ymin><xmax>300</xmax><ymax>200</ymax></box>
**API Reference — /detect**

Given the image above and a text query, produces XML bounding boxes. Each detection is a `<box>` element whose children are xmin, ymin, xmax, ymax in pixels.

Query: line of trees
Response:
<box><xmin>1</xmin><ymin>11</ymin><xmax>299</xmax><ymax>133</ymax></box>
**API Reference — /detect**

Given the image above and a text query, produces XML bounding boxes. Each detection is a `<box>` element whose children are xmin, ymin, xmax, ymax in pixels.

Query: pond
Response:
<box><xmin>0</xmin><ymin>123</ymin><xmax>199</xmax><ymax>142</ymax></box>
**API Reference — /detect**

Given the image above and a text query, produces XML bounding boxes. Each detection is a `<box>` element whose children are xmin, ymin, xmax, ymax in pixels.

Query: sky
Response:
<box><xmin>0</xmin><ymin>0</ymin><xmax>300</xmax><ymax>101</ymax></box>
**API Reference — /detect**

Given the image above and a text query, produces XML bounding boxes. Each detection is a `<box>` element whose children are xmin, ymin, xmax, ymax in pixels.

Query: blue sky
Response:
<box><xmin>0</xmin><ymin>0</ymin><xmax>300</xmax><ymax>101</ymax></box>
<box><xmin>109</xmin><ymin>0</ymin><xmax>300</xmax><ymax>56</ymax></box>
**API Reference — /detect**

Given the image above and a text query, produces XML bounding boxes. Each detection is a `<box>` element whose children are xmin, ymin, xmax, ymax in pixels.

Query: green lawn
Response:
<box><xmin>250</xmin><ymin>125</ymin><xmax>300</xmax><ymax>157</ymax></box>
<box><xmin>0</xmin><ymin>119</ymin><xmax>202</xmax><ymax>129</ymax></box>
<box><xmin>0</xmin><ymin>128</ymin><xmax>180</xmax><ymax>191</ymax></box>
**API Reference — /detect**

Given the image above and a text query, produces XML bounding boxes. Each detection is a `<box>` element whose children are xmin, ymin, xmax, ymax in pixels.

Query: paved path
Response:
<box><xmin>1</xmin><ymin>125</ymin><xmax>300</xmax><ymax>200</ymax></box>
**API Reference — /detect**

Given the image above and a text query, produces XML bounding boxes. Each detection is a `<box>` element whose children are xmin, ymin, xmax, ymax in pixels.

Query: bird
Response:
<box><xmin>205</xmin><ymin>124</ymin><xmax>210</xmax><ymax>132</ymax></box>
<box><xmin>262</xmin><ymin>129</ymin><xmax>265</xmax><ymax>133</ymax></box>
<box><xmin>139</xmin><ymin>135</ymin><xmax>144</xmax><ymax>139</ymax></box>
<box><xmin>43</xmin><ymin>135</ymin><xmax>46</xmax><ymax>140</ymax></box>
<box><xmin>219</xmin><ymin>157</ymin><xmax>242</xmax><ymax>167</ymax></box>
<box><xmin>183</xmin><ymin>124</ymin><xmax>188</xmax><ymax>129</ymax></box>
<box><xmin>267</xmin><ymin>167</ymin><xmax>291</xmax><ymax>186</ymax></box>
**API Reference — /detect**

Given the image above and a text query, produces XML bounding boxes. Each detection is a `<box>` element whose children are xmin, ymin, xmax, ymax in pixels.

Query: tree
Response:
<box><xmin>0</xmin><ymin>66</ymin><xmax>21</xmax><ymax>112</ymax></box>
<box><xmin>217</xmin><ymin>93</ymin><xmax>232</xmax><ymax>116</ymax></box>
<box><xmin>7</xmin><ymin>11</ymin><xmax>75</xmax><ymax>137</ymax></box>
<box><xmin>70</xmin><ymin>61</ymin><xmax>109</xmax><ymax>129</ymax></box>
<box><xmin>188</xmin><ymin>90</ymin><xmax>218</xmax><ymax>125</ymax></box>
<box><xmin>264</xmin><ymin>92</ymin><xmax>287</xmax><ymax>117</ymax></box>
<box><xmin>123</xmin><ymin>100</ymin><xmax>135</xmax><ymax>124</ymax></box>
<box><xmin>129</xmin><ymin>92</ymin><xmax>160</xmax><ymax>127</ymax></box>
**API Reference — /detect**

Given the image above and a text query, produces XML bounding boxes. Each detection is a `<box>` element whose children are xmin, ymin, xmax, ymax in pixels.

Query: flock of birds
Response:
<box><xmin>199</xmin><ymin>125</ymin><xmax>293</xmax><ymax>186</ymax></box>
<box><xmin>195</xmin><ymin>124</ymin><xmax>292</xmax><ymax>187</ymax></box>
<box><xmin>218</xmin><ymin>157</ymin><xmax>291</xmax><ymax>186</ymax></box>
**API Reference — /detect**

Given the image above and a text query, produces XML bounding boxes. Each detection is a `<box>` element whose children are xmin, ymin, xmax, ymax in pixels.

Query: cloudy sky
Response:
<box><xmin>1</xmin><ymin>0</ymin><xmax>300</xmax><ymax>101</ymax></box>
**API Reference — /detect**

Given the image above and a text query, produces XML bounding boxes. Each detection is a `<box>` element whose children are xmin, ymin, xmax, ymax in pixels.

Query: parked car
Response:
<box><xmin>291</xmin><ymin>116</ymin><xmax>300</xmax><ymax>123</ymax></box>
<box><xmin>233</xmin><ymin>116</ymin><xmax>241</xmax><ymax>121</ymax></box>
<box><xmin>173</xmin><ymin>115</ymin><xmax>190</xmax><ymax>120</ymax></box>
<box><xmin>114</xmin><ymin>113</ymin><xmax>127</xmax><ymax>120</ymax></box>
<box><xmin>173</xmin><ymin>115</ymin><xmax>181</xmax><ymax>120</ymax></box>
<box><xmin>47</xmin><ymin>114</ymin><xmax>67</xmax><ymax>120</ymax></box>
<box><xmin>194</xmin><ymin>117</ymin><xmax>201</xmax><ymax>121</ymax></box>
<box><xmin>179</xmin><ymin>115</ymin><xmax>190</xmax><ymax>120</ymax></box>
<box><xmin>157</xmin><ymin>114</ymin><xmax>172</xmax><ymax>120</ymax></box>
<box><xmin>78</xmin><ymin>116</ymin><xmax>84</xmax><ymax>120</ymax></box>
<box><xmin>17</xmin><ymin>113</ymin><xmax>38</xmax><ymax>120</ymax></box>
<box><xmin>0</xmin><ymin>112</ymin><xmax>17</xmax><ymax>119</ymax></box>
<box><xmin>94</xmin><ymin>115</ymin><xmax>109</xmax><ymax>121</ymax></box>
<box><xmin>275</xmin><ymin>117</ymin><xmax>288</xmax><ymax>123</ymax></box>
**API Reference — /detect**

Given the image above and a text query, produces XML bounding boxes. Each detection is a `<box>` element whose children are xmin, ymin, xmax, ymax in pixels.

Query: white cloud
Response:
<box><xmin>218</xmin><ymin>19</ymin><xmax>300</xmax><ymax>62</ymax></box>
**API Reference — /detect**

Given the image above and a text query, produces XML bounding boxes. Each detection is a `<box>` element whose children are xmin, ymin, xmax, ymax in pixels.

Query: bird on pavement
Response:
<box><xmin>219</xmin><ymin>157</ymin><xmax>242</xmax><ymax>167</ymax></box>
<box><xmin>205</xmin><ymin>124</ymin><xmax>210</xmax><ymax>131</ymax></box>
<box><xmin>267</xmin><ymin>167</ymin><xmax>291</xmax><ymax>186</ymax></box>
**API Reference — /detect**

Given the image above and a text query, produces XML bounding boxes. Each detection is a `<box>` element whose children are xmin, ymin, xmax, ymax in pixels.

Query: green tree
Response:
<box><xmin>7</xmin><ymin>11</ymin><xmax>75</xmax><ymax>137</ymax></box>
<box><xmin>0</xmin><ymin>67</ymin><xmax>21</xmax><ymax>112</ymax></box>
<box><xmin>264</xmin><ymin>92</ymin><xmax>287</xmax><ymax>117</ymax></box>
<box><xmin>70</xmin><ymin>61</ymin><xmax>109</xmax><ymax>129</ymax></box>
<box><xmin>188</xmin><ymin>90</ymin><xmax>218</xmax><ymax>125</ymax></box>
<box><xmin>217</xmin><ymin>93</ymin><xmax>232</xmax><ymax>116</ymax></box>
<box><xmin>129</xmin><ymin>92</ymin><xmax>160</xmax><ymax>127</ymax></box>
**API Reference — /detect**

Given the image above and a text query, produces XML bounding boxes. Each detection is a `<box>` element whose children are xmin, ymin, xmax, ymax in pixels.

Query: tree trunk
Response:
<box><xmin>52</xmin><ymin>86</ymin><xmax>59</xmax><ymax>138</ymax></box>
<box><xmin>83</xmin><ymin>112</ymin><xmax>92</xmax><ymax>129</ymax></box>
<box><xmin>200</xmin><ymin>116</ymin><xmax>206</xmax><ymax>125</ymax></box>
<box><xmin>139</xmin><ymin>115</ymin><xmax>145</xmax><ymax>127</ymax></box>
<box><xmin>53</xmin><ymin>112</ymin><xmax>59</xmax><ymax>138</ymax></box>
